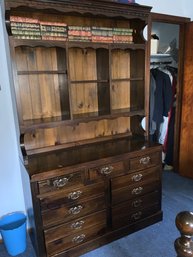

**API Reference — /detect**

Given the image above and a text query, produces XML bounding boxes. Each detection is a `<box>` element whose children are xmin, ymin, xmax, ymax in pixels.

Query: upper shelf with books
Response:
<box><xmin>7</xmin><ymin>15</ymin><xmax>148</xmax><ymax>46</ymax></box>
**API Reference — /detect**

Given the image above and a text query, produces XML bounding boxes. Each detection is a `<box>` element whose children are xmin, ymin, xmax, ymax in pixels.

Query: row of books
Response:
<box><xmin>10</xmin><ymin>16</ymin><xmax>133</xmax><ymax>43</ymax></box>
<box><xmin>10</xmin><ymin>16</ymin><xmax>67</xmax><ymax>41</ymax></box>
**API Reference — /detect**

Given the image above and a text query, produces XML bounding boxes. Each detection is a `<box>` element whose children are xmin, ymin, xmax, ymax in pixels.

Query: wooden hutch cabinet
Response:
<box><xmin>5</xmin><ymin>0</ymin><xmax>162</xmax><ymax>256</ymax></box>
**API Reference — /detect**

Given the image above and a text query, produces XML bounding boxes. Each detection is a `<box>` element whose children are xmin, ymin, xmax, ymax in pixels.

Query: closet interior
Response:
<box><xmin>149</xmin><ymin>13</ymin><xmax>189</xmax><ymax>172</ymax></box>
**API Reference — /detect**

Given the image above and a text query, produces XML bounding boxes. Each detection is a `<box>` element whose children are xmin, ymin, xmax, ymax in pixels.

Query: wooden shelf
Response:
<box><xmin>20</xmin><ymin>108</ymin><xmax>145</xmax><ymax>133</ymax></box>
<box><xmin>12</xmin><ymin>38</ymin><xmax>145</xmax><ymax>50</ymax></box>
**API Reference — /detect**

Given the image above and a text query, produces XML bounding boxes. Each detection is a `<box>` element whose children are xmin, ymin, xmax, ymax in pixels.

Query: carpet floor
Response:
<box><xmin>0</xmin><ymin>170</ymin><xmax>193</xmax><ymax>257</ymax></box>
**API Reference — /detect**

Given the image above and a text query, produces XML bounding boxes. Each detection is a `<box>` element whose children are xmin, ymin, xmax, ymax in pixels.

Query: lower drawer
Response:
<box><xmin>111</xmin><ymin>181</ymin><xmax>160</xmax><ymax>205</ymax></box>
<box><xmin>44</xmin><ymin>210</ymin><xmax>106</xmax><ymax>243</ymax></box>
<box><xmin>112</xmin><ymin>191</ymin><xmax>160</xmax><ymax>217</ymax></box>
<box><xmin>46</xmin><ymin>223</ymin><xmax>106</xmax><ymax>257</ymax></box>
<box><xmin>112</xmin><ymin>204</ymin><xmax>160</xmax><ymax>229</ymax></box>
<box><xmin>42</xmin><ymin>195</ymin><xmax>105</xmax><ymax>228</ymax></box>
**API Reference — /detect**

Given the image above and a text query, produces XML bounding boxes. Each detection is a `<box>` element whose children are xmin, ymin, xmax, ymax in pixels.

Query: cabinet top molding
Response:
<box><xmin>5</xmin><ymin>0</ymin><xmax>152</xmax><ymax>20</ymax></box>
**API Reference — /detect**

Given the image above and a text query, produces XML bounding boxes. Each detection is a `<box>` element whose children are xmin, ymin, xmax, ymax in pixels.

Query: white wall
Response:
<box><xmin>138</xmin><ymin>0</ymin><xmax>193</xmax><ymax>19</ymax></box>
<box><xmin>0</xmin><ymin>0</ymin><xmax>193</xmax><ymax>234</ymax></box>
<box><xmin>0</xmin><ymin>0</ymin><xmax>26</xmax><ymax>222</ymax></box>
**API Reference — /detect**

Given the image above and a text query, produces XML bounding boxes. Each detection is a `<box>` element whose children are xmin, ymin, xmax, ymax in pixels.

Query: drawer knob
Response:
<box><xmin>139</xmin><ymin>156</ymin><xmax>150</xmax><ymax>165</ymax></box>
<box><xmin>132</xmin><ymin>186</ymin><xmax>143</xmax><ymax>195</ymax></box>
<box><xmin>132</xmin><ymin>173</ymin><xmax>143</xmax><ymax>182</ymax></box>
<box><xmin>131</xmin><ymin>211</ymin><xmax>142</xmax><ymax>220</ymax></box>
<box><xmin>69</xmin><ymin>205</ymin><xmax>83</xmax><ymax>215</ymax></box>
<box><xmin>72</xmin><ymin>234</ymin><xmax>86</xmax><ymax>244</ymax></box>
<box><xmin>53</xmin><ymin>177</ymin><xmax>69</xmax><ymax>188</ymax></box>
<box><xmin>71</xmin><ymin>220</ymin><xmax>85</xmax><ymax>229</ymax></box>
<box><xmin>68</xmin><ymin>190</ymin><xmax>82</xmax><ymax>200</ymax></box>
<box><xmin>132</xmin><ymin>199</ymin><xmax>142</xmax><ymax>208</ymax></box>
<box><xmin>100</xmin><ymin>165</ymin><xmax>113</xmax><ymax>175</ymax></box>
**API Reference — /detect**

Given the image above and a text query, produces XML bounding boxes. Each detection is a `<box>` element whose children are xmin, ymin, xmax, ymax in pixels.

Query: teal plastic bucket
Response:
<box><xmin>0</xmin><ymin>212</ymin><xmax>27</xmax><ymax>256</ymax></box>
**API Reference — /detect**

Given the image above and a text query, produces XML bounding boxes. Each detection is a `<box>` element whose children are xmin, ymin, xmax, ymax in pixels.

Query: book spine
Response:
<box><xmin>42</xmin><ymin>35</ymin><xmax>67</xmax><ymax>41</ymax></box>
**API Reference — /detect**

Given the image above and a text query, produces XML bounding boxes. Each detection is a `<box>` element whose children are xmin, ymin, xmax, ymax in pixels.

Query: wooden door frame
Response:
<box><xmin>149</xmin><ymin>12</ymin><xmax>190</xmax><ymax>172</ymax></box>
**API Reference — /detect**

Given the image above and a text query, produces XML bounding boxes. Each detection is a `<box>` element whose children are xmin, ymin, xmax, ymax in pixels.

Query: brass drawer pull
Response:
<box><xmin>132</xmin><ymin>199</ymin><xmax>142</xmax><ymax>208</ymax></box>
<box><xmin>72</xmin><ymin>234</ymin><xmax>86</xmax><ymax>244</ymax></box>
<box><xmin>53</xmin><ymin>177</ymin><xmax>69</xmax><ymax>188</ymax></box>
<box><xmin>69</xmin><ymin>205</ymin><xmax>83</xmax><ymax>215</ymax></box>
<box><xmin>71</xmin><ymin>220</ymin><xmax>85</xmax><ymax>229</ymax></box>
<box><xmin>100</xmin><ymin>165</ymin><xmax>113</xmax><ymax>175</ymax></box>
<box><xmin>132</xmin><ymin>186</ymin><xmax>143</xmax><ymax>195</ymax></box>
<box><xmin>68</xmin><ymin>190</ymin><xmax>82</xmax><ymax>200</ymax></box>
<box><xmin>131</xmin><ymin>211</ymin><xmax>142</xmax><ymax>220</ymax></box>
<box><xmin>132</xmin><ymin>173</ymin><xmax>143</xmax><ymax>182</ymax></box>
<box><xmin>139</xmin><ymin>156</ymin><xmax>150</xmax><ymax>165</ymax></box>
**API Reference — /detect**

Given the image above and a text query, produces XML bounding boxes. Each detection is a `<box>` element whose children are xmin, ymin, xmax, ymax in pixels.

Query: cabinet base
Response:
<box><xmin>54</xmin><ymin>211</ymin><xmax>163</xmax><ymax>257</ymax></box>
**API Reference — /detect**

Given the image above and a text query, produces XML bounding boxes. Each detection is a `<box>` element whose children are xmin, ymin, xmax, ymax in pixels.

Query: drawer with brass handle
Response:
<box><xmin>44</xmin><ymin>210</ymin><xmax>106</xmax><ymax>244</ymax></box>
<box><xmin>112</xmin><ymin>191</ymin><xmax>160</xmax><ymax>217</ymax></box>
<box><xmin>111</xmin><ymin>166</ymin><xmax>160</xmax><ymax>191</ymax></box>
<box><xmin>130</xmin><ymin>151</ymin><xmax>161</xmax><ymax>171</ymax></box>
<box><xmin>38</xmin><ymin>171</ymin><xmax>84</xmax><ymax>195</ymax></box>
<box><xmin>40</xmin><ymin>181</ymin><xmax>104</xmax><ymax>210</ymax></box>
<box><xmin>45</xmin><ymin>223</ymin><xmax>106</xmax><ymax>256</ymax></box>
<box><xmin>41</xmin><ymin>195</ymin><xmax>106</xmax><ymax>228</ymax></box>
<box><xmin>112</xmin><ymin>204</ymin><xmax>160</xmax><ymax>229</ymax></box>
<box><xmin>88</xmin><ymin>161</ymin><xmax>124</xmax><ymax>181</ymax></box>
<box><xmin>111</xmin><ymin>181</ymin><xmax>159</xmax><ymax>205</ymax></box>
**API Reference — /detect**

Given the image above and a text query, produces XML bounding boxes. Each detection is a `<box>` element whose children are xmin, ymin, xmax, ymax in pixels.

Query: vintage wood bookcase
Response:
<box><xmin>5</xmin><ymin>1</ymin><xmax>163</xmax><ymax>256</ymax></box>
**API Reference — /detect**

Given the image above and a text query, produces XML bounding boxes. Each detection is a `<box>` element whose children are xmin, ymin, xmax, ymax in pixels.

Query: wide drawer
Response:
<box><xmin>111</xmin><ymin>181</ymin><xmax>160</xmax><ymax>205</ymax></box>
<box><xmin>111</xmin><ymin>166</ymin><xmax>160</xmax><ymax>191</ymax></box>
<box><xmin>38</xmin><ymin>169</ymin><xmax>85</xmax><ymax>195</ymax></box>
<box><xmin>129</xmin><ymin>151</ymin><xmax>161</xmax><ymax>171</ymax></box>
<box><xmin>46</xmin><ymin>223</ymin><xmax>106</xmax><ymax>257</ymax></box>
<box><xmin>44</xmin><ymin>210</ymin><xmax>106</xmax><ymax>243</ymax></box>
<box><xmin>112</xmin><ymin>191</ymin><xmax>160</xmax><ymax>218</ymax></box>
<box><xmin>40</xmin><ymin>181</ymin><xmax>105</xmax><ymax>210</ymax></box>
<box><xmin>41</xmin><ymin>195</ymin><xmax>106</xmax><ymax>228</ymax></box>
<box><xmin>112</xmin><ymin>204</ymin><xmax>160</xmax><ymax>229</ymax></box>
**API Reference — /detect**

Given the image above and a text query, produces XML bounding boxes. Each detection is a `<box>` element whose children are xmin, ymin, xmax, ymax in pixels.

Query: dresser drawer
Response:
<box><xmin>41</xmin><ymin>195</ymin><xmax>106</xmax><ymax>228</ymax></box>
<box><xmin>40</xmin><ymin>181</ymin><xmax>105</xmax><ymax>210</ymax></box>
<box><xmin>111</xmin><ymin>181</ymin><xmax>160</xmax><ymax>205</ymax></box>
<box><xmin>129</xmin><ymin>151</ymin><xmax>161</xmax><ymax>171</ymax></box>
<box><xmin>46</xmin><ymin>223</ymin><xmax>106</xmax><ymax>257</ymax></box>
<box><xmin>112</xmin><ymin>204</ymin><xmax>160</xmax><ymax>229</ymax></box>
<box><xmin>112</xmin><ymin>191</ymin><xmax>160</xmax><ymax>218</ymax></box>
<box><xmin>88</xmin><ymin>161</ymin><xmax>124</xmax><ymax>181</ymax></box>
<box><xmin>44</xmin><ymin>210</ymin><xmax>106</xmax><ymax>244</ymax></box>
<box><xmin>111</xmin><ymin>166</ymin><xmax>160</xmax><ymax>191</ymax></box>
<box><xmin>38</xmin><ymin>169</ymin><xmax>84</xmax><ymax>195</ymax></box>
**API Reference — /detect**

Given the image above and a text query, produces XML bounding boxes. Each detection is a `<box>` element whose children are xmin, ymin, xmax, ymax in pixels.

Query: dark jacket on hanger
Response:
<box><xmin>151</xmin><ymin>68</ymin><xmax>173</xmax><ymax>124</ymax></box>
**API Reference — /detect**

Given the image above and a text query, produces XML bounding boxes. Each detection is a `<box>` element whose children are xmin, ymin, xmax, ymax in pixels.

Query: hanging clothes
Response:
<box><xmin>150</xmin><ymin>68</ymin><xmax>173</xmax><ymax>143</ymax></box>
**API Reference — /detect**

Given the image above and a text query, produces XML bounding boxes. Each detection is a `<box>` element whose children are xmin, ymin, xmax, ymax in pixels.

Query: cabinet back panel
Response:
<box><xmin>69</xmin><ymin>48</ymin><xmax>97</xmax><ymax>81</ymax></box>
<box><xmin>111</xmin><ymin>50</ymin><xmax>130</xmax><ymax>80</ymax></box>
<box><xmin>15</xmin><ymin>47</ymin><xmax>65</xmax><ymax>121</ymax></box>
<box><xmin>24</xmin><ymin>117</ymin><xmax>131</xmax><ymax>150</ymax></box>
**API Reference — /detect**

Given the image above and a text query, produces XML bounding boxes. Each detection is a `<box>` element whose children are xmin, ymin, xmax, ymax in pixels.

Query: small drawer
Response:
<box><xmin>46</xmin><ymin>223</ymin><xmax>106</xmax><ymax>257</ymax></box>
<box><xmin>38</xmin><ymin>170</ymin><xmax>84</xmax><ymax>195</ymax></box>
<box><xmin>88</xmin><ymin>161</ymin><xmax>124</xmax><ymax>181</ymax></box>
<box><xmin>111</xmin><ymin>181</ymin><xmax>160</xmax><ymax>205</ymax></box>
<box><xmin>44</xmin><ymin>210</ymin><xmax>106</xmax><ymax>244</ymax></box>
<box><xmin>111</xmin><ymin>166</ymin><xmax>160</xmax><ymax>191</ymax></box>
<box><xmin>112</xmin><ymin>204</ymin><xmax>160</xmax><ymax>229</ymax></box>
<box><xmin>40</xmin><ymin>181</ymin><xmax>105</xmax><ymax>211</ymax></box>
<box><xmin>130</xmin><ymin>151</ymin><xmax>161</xmax><ymax>171</ymax></box>
<box><xmin>41</xmin><ymin>195</ymin><xmax>106</xmax><ymax>228</ymax></box>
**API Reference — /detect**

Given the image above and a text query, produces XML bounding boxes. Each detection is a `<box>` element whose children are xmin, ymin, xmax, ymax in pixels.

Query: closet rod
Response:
<box><xmin>150</xmin><ymin>61</ymin><xmax>172</xmax><ymax>65</ymax></box>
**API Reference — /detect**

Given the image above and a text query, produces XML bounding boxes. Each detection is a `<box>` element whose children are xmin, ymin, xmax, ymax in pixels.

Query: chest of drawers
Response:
<box><xmin>28</xmin><ymin>141</ymin><xmax>162</xmax><ymax>257</ymax></box>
